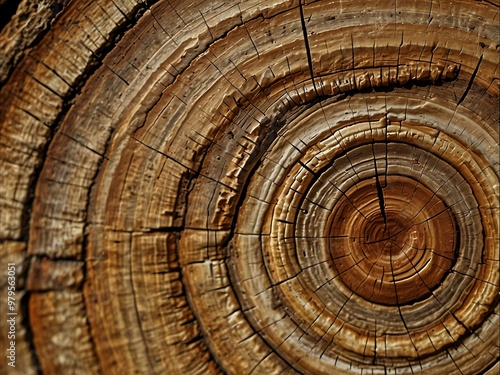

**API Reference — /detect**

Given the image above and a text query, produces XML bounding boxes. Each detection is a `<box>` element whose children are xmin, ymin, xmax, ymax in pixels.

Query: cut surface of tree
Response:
<box><xmin>0</xmin><ymin>0</ymin><xmax>498</xmax><ymax>374</ymax></box>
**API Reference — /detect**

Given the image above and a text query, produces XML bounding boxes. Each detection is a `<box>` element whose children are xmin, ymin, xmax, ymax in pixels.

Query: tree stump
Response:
<box><xmin>0</xmin><ymin>0</ymin><xmax>498</xmax><ymax>374</ymax></box>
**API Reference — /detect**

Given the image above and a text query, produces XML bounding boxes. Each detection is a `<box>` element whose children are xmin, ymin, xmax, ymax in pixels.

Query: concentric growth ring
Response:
<box><xmin>328</xmin><ymin>174</ymin><xmax>457</xmax><ymax>306</ymax></box>
<box><xmin>232</xmin><ymin>97</ymin><xmax>498</xmax><ymax>372</ymax></box>
<box><xmin>1</xmin><ymin>1</ymin><xmax>498</xmax><ymax>374</ymax></box>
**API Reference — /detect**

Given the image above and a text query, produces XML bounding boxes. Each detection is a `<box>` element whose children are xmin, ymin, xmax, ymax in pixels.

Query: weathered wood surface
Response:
<box><xmin>0</xmin><ymin>0</ymin><xmax>498</xmax><ymax>374</ymax></box>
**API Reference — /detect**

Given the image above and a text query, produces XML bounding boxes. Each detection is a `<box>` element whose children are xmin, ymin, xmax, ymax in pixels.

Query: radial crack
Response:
<box><xmin>298</xmin><ymin>0</ymin><xmax>319</xmax><ymax>96</ymax></box>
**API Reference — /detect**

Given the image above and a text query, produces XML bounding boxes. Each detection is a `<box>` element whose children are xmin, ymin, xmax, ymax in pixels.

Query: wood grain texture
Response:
<box><xmin>0</xmin><ymin>0</ymin><xmax>498</xmax><ymax>374</ymax></box>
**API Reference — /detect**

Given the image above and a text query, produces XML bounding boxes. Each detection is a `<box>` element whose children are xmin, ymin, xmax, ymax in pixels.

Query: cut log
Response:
<box><xmin>0</xmin><ymin>0</ymin><xmax>498</xmax><ymax>374</ymax></box>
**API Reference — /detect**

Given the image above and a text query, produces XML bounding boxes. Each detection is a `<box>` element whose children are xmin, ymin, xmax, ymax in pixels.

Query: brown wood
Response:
<box><xmin>0</xmin><ymin>0</ymin><xmax>498</xmax><ymax>374</ymax></box>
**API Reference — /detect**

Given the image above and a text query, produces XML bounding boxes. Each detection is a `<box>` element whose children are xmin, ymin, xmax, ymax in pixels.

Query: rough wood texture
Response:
<box><xmin>0</xmin><ymin>0</ymin><xmax>498</xmax><ymax>374</ymax></box>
